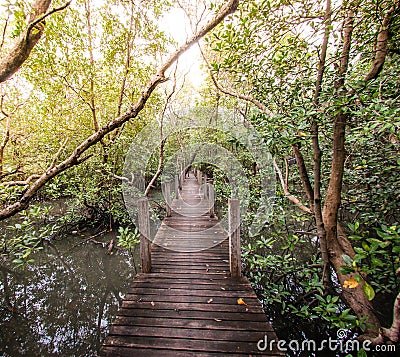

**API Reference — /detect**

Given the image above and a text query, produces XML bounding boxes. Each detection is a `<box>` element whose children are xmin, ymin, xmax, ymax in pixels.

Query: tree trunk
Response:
<box><xmin>323</xmin><ymin>110</ymin><xmax>381</xmax><ymax>334</ymax></box>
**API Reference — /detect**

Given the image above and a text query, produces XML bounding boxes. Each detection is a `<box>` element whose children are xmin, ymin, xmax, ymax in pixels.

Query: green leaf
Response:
<box><xmin>363</xmin><ymin>282</ymin><xmax>375</xmax><ymax>301</ymax></box>
<box><xmin>371</xmin><ymin>257</ymin><xmax>384</xmax><ymax>267</ymax></box>
<box><xmin>357</xmin><ymin>348</ymin><xmax>367</xmax><ymax>357</ymax></box>
<box><xmin>340</xmin><ymin>266</ymin><xmax>355</xmax><ymax>274</ymax></box>
<box><xmin>342</xmin><ymin>254</ymin><xmax>353</xmax><ymax>265</ymax></box>
<box><xmin>354</xmin><ymin>253</ymin><xmax>367</xmax><ymax>261</ymax></box>
<box><xmin>354</xmin><ymin>273</ymin><xmax>363</xmax><ymax>283</ymax></box>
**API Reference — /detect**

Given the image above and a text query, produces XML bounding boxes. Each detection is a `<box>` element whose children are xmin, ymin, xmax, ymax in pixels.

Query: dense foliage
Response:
<box><xmin>1</xmin><ymin>0</ymin><xmax>399</xmax><ymax>354</ymax></box>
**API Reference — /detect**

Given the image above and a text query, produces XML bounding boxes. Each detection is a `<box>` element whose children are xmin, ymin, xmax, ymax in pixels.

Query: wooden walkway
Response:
<box><xmin>99</xmin><ymin>174</ymin><xmax>281</xmax><ymax>356</ymax></box>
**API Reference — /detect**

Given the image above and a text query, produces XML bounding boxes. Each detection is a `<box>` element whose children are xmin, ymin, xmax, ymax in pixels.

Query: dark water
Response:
<box><xmin>0</xmin><ymin>233</ymin><xmax>139</xmax><ymax>356</ymax></box>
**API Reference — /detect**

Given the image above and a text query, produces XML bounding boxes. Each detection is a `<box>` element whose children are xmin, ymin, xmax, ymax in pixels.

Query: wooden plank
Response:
<box><xmin>100</xmin><ymin>346</ymin><xmax>199</xmax><ymax>357</ymax></box>
<box><xmin>151</xmin><ymin>259</ymin><xmax>228</xmax><ymax>264</ymax></box>
<box><xmin>128</xmin><ymin>282</ymin><xmax>256</xmax><ymax>292</ymax></box>
<box><xmin>112</xmin><ymin>316</ymin><xmax>275</xmax><ymax>332</ymax></box>
<box><xmin>116</xmin><ymin>308</ymin><xmax>270</xmax><ymax>322</ymax></box>
<box><xmin>123</xmin><ymin>293</ymin><xmax>260</xmax><ymax>305</ymax></box>
<box><xmin>124</xmin><ymin>287</ymin><xmax>257</xmax><ymax>297</ymax></box>
<box><xmin>121</xmin><ymin>300</ymin><xmax>263</xmax><ymax>314</ymax></box>
<box><xmin>100</xmin><ymin>346</ymin><xmax>281</xmax><ymax>356</ymax></box>
<box><xmin>102</xmin><ymin>335</ymin><xmax>280</xmax><ymax>355</ymax></box>
<box><xmin>130</xmin><ymin>276</ymin><xmax>252</xmax><ymax>286</ymax></box>
<box><xmin>136</xmin><ymin>272</ymin><xmax>229</xmax><ymax>278</ymax></box>
<box><xmin>109</xmin><ymin>325</ymin><xmax>275</xmax><ymax>343</ymax></box>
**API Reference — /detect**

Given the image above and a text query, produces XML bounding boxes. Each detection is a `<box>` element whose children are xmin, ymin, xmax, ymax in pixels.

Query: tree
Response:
<box><xmin>205</xmin><ymin>0</ymin><xmax>400</xmax><ymax>342</ymax></box>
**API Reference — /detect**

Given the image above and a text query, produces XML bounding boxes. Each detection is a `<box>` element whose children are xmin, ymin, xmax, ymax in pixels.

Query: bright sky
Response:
<box><xmin>159</xmin><ymin>7</ymin><xmax>207</xmax><ymax>88</ymax></box>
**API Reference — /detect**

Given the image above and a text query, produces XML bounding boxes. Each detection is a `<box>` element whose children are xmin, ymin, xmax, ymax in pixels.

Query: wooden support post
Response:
<box><xmin>209</xmin><ymin>182</ymin><xmax>215</xmax><ymax>218</ymax></box>
<box><xmin>138</xmin><ymin>197</ymin><xmax>151</xmax><ymax>273</ymax></box>
<box><xmin>175</xmin><ymin>174</ymin><xmax>179</xmax><ymax>199</ymax></box>
<box><xmin>228</xmin><ymin>198</ymin><xmax>241</xmax><ymax>278</ymax></box>
<box><xmin>180</xmin><ymin>161</ymin><xmax>183</xmax><ymax>181</ymax></box>
<box><xmin>203</xmin><ymin>174</ymin><xmax>208</xmax><ymax>199</ymax></box>
<box><xmin>164</xmin><ymin>182</ymin><xmax>171</xmax><ymax>217</ymax></box>
<box><xmin>197</xmin><ymin>171</ymin><xmax>202</xmax><ymax>185</ymax></box>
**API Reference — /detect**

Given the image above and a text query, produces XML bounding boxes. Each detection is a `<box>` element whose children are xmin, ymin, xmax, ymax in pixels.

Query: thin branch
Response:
<box><xmin>75</xmin><ymin>153</ymin><xmax>93</xmax><ymax>164</ymax></box>
<box><xmin>199</xmin><ymin>44</ymin><xmax>270</xmax><ymax>115</ymax></box>
<box><xmin>273</xmin><ymin>158</ymin><xmax>312</xmax><ymax>214</ymax></box>
<box><xmin>294</xmin><ymin>231</ymin><xmax>318</xmax><ymax>236</ymax></box>
<box><xmin>1</xmin><ymin>174</ymin><xmax>41</xmax><ymax>187</ymax></box>
<box><xmin>95</xmin><ymin>169</ymin><xmax>135</xmax><ymax>185</ymax></box>
<box><xmin>144</xmin><ymin>61</ymin><xmax>181</xmax><ymax>196</ymax></box>
<box><xmin>0</xmin><ymin>7</ymin><xmax>10</xmax><ymax>50</ymax></box>
<box><xmin>0</xmin><ymin>115</ymin><xmax>11</xmax><ymax>176</ymax></box>
<box><xmin>47</xmin><ymin>137</ymin><xmax>69</xmax><ymax>171</ymax></box>
<box><xmin>292</xmin><ymin>144</ymin><xmax>314</xmax><ymax>211</ymax></box>
<box><xmin>26</xmin><ymin>1</ymin><xmax>72</xmax><ymax>40</ymax></box>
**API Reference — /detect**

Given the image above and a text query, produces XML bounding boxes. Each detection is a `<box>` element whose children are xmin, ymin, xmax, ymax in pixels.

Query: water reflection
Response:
<box><xmin>0</xmin><ymin>234</ymin><xmax>138</xmax><ymax>356</ymax></box>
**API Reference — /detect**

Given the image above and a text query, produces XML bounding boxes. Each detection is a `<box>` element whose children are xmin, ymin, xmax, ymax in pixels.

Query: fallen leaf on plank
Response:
<box><xmin>237</xmin><ymin>298</ymin><xmax>248</xmax><ymax>306</ymax></box>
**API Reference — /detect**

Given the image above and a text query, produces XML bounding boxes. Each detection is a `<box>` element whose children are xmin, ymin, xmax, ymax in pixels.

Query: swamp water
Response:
<box><xmin>0</xmin><ymin>231</ymin><xmax>139</xmax><ymax>356</ymax></box>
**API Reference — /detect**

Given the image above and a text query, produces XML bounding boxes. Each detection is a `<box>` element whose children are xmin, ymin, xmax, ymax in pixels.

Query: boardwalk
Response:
<box><xmin>100</xmin><ymin>174</ymin><xmax>281</xmax><ymax>356</ymax></box>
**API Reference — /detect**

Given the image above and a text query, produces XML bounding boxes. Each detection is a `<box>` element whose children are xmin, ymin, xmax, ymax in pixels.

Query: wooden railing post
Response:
<box><xmin>138</xmin><ymin>197</ymin><xmax>151</xmax><ymax>273</ymax></box>
<box><xmin>164</xmin><ymin>182</ymin><xmax>172</xmax><ymax>217</ymax></box>
<box><xmin>175</xmin><ymin>174</ymin><xmax>179</xmax><ymax>199</ymax></box>
<box><xmin>197</xmin><ymin>170</ymin><xmax>202</xmax><ymax>185</ymax></box>
<box><xmin>228</xmin><ymin>198</ymin><xmax>241</xmax><ymax>278</ymax></box>
<box><xmin>209</xmin><ymin>181</ymin><xmax>215</xmax><ymax>218</ymax></box>
<box><xmin>203</xmin><ymin>174</ymin><xmax>208</xmax><ymax>199</ymax></box>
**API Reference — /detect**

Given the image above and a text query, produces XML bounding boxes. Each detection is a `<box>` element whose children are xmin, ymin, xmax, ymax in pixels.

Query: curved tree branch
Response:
<box><xmin>363</xmin><ymin>0</ymin><xmax>400</xmax><ymax>82</ymax></box>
